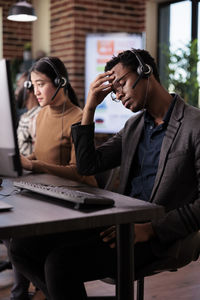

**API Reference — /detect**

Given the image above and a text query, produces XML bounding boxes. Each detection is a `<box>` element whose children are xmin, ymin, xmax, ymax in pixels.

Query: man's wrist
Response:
<box><xmin>84</xmin><ymin>104</ymin><xmax>96</xmax><ymax>113</ymax></box>
<box><xmin>82</xmin><ymin>106</ymin><xmax>96</xmax><ymax>125</ymax></box>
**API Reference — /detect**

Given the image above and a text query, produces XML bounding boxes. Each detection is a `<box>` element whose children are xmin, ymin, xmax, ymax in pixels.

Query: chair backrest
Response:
<box><xmin>135</xmin><ymin>231</ymin><xmax>200</xmax><ymax>280</ymax></box>
<box><xmin>95</xmin><ymin>167</ymin><xmax>120</xmax><ymax>192</ymax></box>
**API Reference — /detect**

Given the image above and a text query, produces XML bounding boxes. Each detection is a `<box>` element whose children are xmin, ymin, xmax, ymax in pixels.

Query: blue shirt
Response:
<box><xmin>129</xmin><ymin>95</ymin><xmax>177</xmax><ymax>201</ymax></box>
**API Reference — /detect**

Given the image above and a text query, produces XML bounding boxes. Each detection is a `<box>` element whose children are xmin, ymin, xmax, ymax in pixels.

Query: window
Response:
<box><xmin>169</xmin><ymin>1</ymin><xmax>191</xmax><ymax>50</ymax></box>
<box><xmin>158</xmin><ymin>0</ymin><xmax>199</xmax><ymax>106</ymax></box>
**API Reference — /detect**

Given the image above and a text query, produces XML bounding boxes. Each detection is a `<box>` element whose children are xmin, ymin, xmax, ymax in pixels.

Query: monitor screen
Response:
<box><xmin>0</xmin><ymin>59</ymin><xmax>22</xmax><ymax>177</ymax></box>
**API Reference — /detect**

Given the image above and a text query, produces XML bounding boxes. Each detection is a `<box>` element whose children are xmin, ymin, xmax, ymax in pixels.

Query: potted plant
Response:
<box><xmin>162</xmin><ymin>39</ymin><xmax>199</xmax><ymax>107</ymax></box>
<box><xmin>23</xmin><ymin>42</ymin><xmax>32</xmax><ymax>61</ymax></box>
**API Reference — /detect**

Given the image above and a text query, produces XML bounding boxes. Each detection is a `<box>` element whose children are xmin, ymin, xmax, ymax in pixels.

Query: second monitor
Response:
<box><xmin>0</xmin><ymin>59</ymin><xmax>22</xmax><ymax>177</ymax></box>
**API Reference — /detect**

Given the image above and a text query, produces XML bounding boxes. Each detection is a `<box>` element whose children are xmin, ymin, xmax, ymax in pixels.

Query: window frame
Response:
<box><xmin>157</xmin><ymin>0</ymin><xmax>199</xmax><ymax>84</ymax></box>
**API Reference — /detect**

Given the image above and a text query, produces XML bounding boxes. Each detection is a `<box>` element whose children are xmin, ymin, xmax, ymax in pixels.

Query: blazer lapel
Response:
<box><xmin>150</xmin><ymin>97</ymin><xmax>185</xmax><ymax>202</ymax></box>
<box><xmin>119</xmin><ymin>113</ymin><xmax>144</xmax><ymax>194</ymax></box>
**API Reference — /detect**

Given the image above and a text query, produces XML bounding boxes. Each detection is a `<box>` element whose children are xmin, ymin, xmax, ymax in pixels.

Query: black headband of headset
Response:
<box><xmin>131</xmin><ymin>49</ymin><xmax>152</xmax><ymax>77</ymax></box>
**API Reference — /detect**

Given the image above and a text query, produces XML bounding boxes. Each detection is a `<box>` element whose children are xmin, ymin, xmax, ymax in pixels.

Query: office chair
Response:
<box><xmin>86</xmin><ymin>231</ymin><xmax>200</xmax><ymax>300</ymax></box>
<box><xmin>0</xmin><ymin>240</ymin><xmax>12</xmax><ymax>272</ymax></box>
<box><xmin>91</xmin><ymin>168</ymin><xmax>200</xmax><ymax>300</ymax></box>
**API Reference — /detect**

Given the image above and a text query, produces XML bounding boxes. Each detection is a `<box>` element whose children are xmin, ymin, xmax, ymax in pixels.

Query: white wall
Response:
<box><xmin>146</xmin><ymin>0</ymin><xmax>174</xmax><ymax>61</ymax></box>
<box><xmin>32</xmin><ymin>0</ymin><xmax>50</xmax><ymax>58</ymax></box>
<box><xmin>0</xmin><ymin>7</ymin><xmax>2</xmax><ymax>59</ymax></box>
<box><xmin>146</xmin><ymin>0</ymin><xmax>158</xmax><ymax>59</ymax></box>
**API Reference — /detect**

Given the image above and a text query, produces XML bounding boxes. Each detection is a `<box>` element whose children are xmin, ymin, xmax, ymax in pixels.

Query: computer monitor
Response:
<box><xmin>0</xmin><ymin>59</ymin><xmax>22</xmax><ymax>177</ymax></box>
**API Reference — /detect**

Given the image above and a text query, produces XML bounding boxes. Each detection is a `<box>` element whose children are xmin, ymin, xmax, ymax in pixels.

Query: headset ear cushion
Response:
<box><xmin>144</xmin><ymin>64</ymin><xmax>152</xmax><ymax>77</ymax></box>
<box><xmin>54</xmin><ymin>77</ymin><xmax>67</xmax><ymax>87</ymax></box>
<box><xmin>137</xmin><ymin>64</ymin><xmax>152</xmax><ymax>78</ymax></box>
<box><xmin>24</xmin><ymin>80</ymin><xmax>33</xmax><ymax>90</ymax></box>
<box><xmin>137</xmin><ymin>65</ymin><xmax>143</xmax><ymax>76</ymax></box>
<box><xmin>61</xmin><ymin>77</ymin><xmax>67</xmax><ymax>87</ymax></box>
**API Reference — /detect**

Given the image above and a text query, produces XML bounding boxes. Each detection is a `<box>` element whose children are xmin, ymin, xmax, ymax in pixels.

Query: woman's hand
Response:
<box><xmin>100</xmin><ymin>225</ymin><xmax>116</xmax><ymax>248</ymax></box>
<box><xmin>20</xmin><ymin>155</ymin><xmax>33</xmax><ymax>171</ymax></box>
<box><xmin>82</xmin><ymin>71</ymin><xmax>115</xmax><ymax>125</ymax></box>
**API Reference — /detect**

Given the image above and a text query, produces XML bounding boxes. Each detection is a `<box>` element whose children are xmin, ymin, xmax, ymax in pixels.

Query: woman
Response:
<box><xmin>17</xmin><ymin>72</ymin><xmax>41</xmax><ymax>157</ymax></box>
<box><xmin>7</xmin><ymin>57</ymin><xmax>97</xmax><ymax>300</ymax></box>
<box><xmin>21</xmin><ymin>56</ymin><xmax>96</xmax><ymax>186</ymax></box>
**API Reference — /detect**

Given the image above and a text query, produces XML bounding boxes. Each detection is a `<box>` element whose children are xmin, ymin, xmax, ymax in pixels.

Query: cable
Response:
<box><xmin>60</xmin><ymin>99</ymin><xmax>67</xmax><ymax>165</ymax></box>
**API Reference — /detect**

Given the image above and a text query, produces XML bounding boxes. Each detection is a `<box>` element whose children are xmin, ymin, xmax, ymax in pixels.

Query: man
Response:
<box><xmin>72</xmin><ymin>49</ymin><xmax>200</xmax><ymax>245</ymax></box>
<box><xmin>10</xmin><ymin>49</ymin><xmax>200</xmax><ymax>300</ymax></box>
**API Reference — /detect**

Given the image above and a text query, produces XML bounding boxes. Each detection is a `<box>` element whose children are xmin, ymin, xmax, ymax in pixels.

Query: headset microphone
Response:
<box><xmin>50</xmin><ymin>77</ymin><xmax>67</xmax><ymax>102</ymax></box>
<box><xmin>132</xmin><ymin>72</ymin><xmax>144</xmax><ymax>89</ymax></box>
<box><xmin>50</xmin><ymin>82</ymin><xmax>62</xmax><ymax>102</ymax></box>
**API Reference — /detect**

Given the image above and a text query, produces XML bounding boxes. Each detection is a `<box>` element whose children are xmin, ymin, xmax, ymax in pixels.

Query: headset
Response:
<box><xmin>41</xmin><ymin>57</ymin><xmax>68</xmax><ymax>88</ymax></box>
<box><xmin>131</xmin><ymin>49</ymin><xmax>152</xmax><ymax>89</ymax></box>
<box><xmin>24</xmin><ymin>57</ymin><xmax>68</xmax><ymax>102</ymax></box>
<box><xmin>22</xmin><ymin>72</ymin><xmax>33</xmax><ymax>105</ymax></box>
<box><xmin>24</xmin><ymin>72</ymin><xmax>33</xmax><ymax>90</ymax></box>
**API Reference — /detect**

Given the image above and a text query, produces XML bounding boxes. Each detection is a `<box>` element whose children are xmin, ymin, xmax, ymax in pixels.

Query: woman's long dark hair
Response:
<box><xmin>30</xmin><ymin>56</ymin><xmax>80</xmax><ymax>107</ymax></box>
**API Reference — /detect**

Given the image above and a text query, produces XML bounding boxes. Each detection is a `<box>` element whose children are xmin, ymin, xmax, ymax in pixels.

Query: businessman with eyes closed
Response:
<box><xmin>10</xmin><ymin>49</ymin><xmax>200</xmax><ymax>300</ymax></box>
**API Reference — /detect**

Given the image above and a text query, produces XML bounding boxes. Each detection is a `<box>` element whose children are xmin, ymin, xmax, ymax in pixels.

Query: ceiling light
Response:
<box><xmin>7</xmin><ymin>1</ymin><xmax>37</xmax><ymax>22</ymax></box>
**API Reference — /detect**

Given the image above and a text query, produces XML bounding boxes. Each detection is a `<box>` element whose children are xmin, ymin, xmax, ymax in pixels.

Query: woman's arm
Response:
<box><xmin>31</xmin><ymin>160</ymin><xmax>97</xmax><ymax>187</ymax></box>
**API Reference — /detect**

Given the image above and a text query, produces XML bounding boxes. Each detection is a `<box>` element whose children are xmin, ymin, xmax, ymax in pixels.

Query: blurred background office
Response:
<box><xmin>0</xmin><ymin>0</ymin><xmax>198</xmax><ymax>104</ymax></box>
<box><xmin>0</xmin><ymin>0</ymin><xmax>199</xmax><ymax>140</ymax></box>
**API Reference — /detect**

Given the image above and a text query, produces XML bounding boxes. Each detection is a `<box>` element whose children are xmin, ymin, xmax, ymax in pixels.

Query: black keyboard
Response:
<box><xmin>13</xmin><ymin>181</ymin><xmax>115</xmax><ymax>208</ymax></box>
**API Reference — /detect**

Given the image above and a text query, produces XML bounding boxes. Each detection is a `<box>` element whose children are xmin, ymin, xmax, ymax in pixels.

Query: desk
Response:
<box><xmin>0</xmin><ymin>174</ymin><xmax>164</xmax><ymax>300</ymax></box>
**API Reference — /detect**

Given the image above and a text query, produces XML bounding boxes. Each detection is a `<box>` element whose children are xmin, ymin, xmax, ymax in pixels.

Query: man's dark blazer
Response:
<box><xmin>72</xmin><ymin>96</ymin><xmax>200</xmax><ymax>250</ymax></box>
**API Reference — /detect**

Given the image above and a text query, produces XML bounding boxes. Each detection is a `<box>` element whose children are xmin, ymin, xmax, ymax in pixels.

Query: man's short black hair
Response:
<box><xmin>105</xmin><ymin>48</ymin><xmax>160</xmax><ymax>83</ymax></box>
